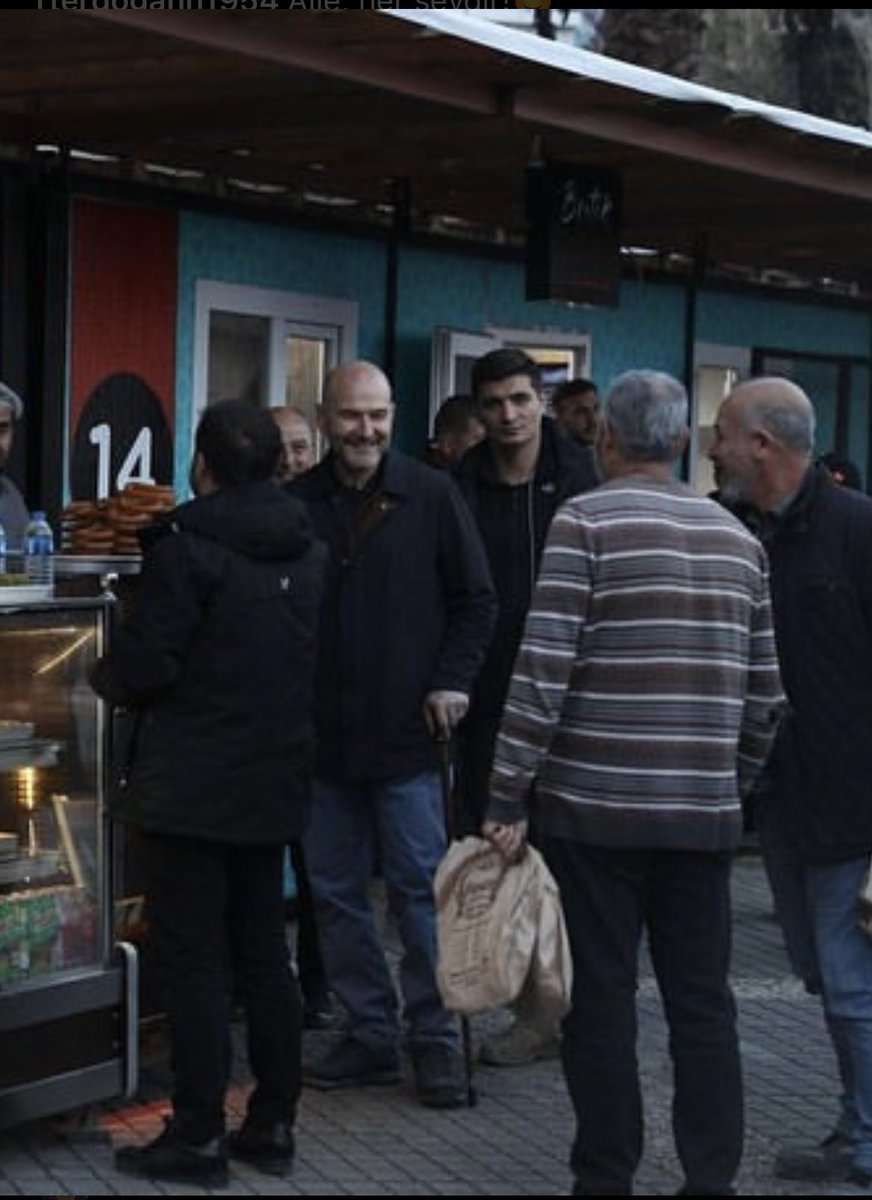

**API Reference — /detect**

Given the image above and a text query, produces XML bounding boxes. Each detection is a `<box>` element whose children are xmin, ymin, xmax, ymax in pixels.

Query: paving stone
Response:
<box><xmin>0</xmin><ymin>857</ymin><xmax>844</xmax><ymax>1195</ymax></box>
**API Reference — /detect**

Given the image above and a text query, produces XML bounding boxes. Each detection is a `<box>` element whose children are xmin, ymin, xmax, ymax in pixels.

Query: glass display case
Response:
<box><xmin>0</xmin><ymin>596</ymin><xmax>137</xmax><ymax>1130</ymax></box>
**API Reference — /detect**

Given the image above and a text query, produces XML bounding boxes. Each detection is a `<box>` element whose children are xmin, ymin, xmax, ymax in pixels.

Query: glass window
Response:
<box><xmin>0</xmin><ymin>601</ymin><xmax>108</xmax><ymax>985</ymax></box>
<box><xmin>207</xmin><ymin>311</ymin><xmax>271</xmax><ymax>407</ymax></box>
<box><xmin>193</xmin><ymin>282</ymin><xmax>358</xmax><ymax>466</ymax></box>
<box><xmin>693</xmin><ymin>365</ymin><xmax>740</xmax><ymax>496</ymax></box>
<box><xmin>691</xmin><ymin>344</ymin><xmax>752</xmax><ymax>494</ymax></box>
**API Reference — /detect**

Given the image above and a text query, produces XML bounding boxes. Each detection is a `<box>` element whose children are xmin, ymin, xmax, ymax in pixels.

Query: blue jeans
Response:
<box><xmin>762</xmin><ymin>827</ymin><xmax>872</xmax><ymax>1174</ymax></box>
<box><xmin>543</xmin><ymin>836</ymin><xmax>742</xmax><ymax>1197</ymax></box>
<box><xmin>303</xmin><ymin>772</ymin><xmax>457</xmax><ymax>1052</ymax></box>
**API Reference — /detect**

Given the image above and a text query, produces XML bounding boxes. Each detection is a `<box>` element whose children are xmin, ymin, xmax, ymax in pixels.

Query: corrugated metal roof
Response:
<box><xmin>0</xmin><ymin>8</ymin><xmax>869</xmax><ymax>296</ymax></box>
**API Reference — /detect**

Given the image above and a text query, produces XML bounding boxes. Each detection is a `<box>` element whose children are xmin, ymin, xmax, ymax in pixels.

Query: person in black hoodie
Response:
<box><xmin>91</xmin><ymin>400</ymin><xmax>326</xmax><ymax>1187</ymax></box>
<box><xmin>453</xmin><ymin>348</ymin><xmax>598</xmax><ymax>1067</ymax></box>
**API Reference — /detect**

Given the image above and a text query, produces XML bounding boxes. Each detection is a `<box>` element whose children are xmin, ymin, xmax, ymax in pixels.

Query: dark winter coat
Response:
<box><xmin>759</xmin><ymin>464</ymin><xmax>872</xmax><ymax>862</ymax></box>
<box><xmin>91</xmin><ymin>481</ymin><xmax>326</xmax><ymax>844</ymax></box>
<box><xmin>289</xmin><ymin>450</ymin><xmax>497</xmax><ymax>783</ymax></box>
<box><xmin>452</xmin><ymin>418</ymin><xmax>598</xmax><ymax>824</ymax></box>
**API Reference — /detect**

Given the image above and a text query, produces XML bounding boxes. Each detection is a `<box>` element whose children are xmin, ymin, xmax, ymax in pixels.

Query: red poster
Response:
<box><xmin>68</xmin><ymin>199</ymin><xmax>178</xmax><ymax>499</ymax></box>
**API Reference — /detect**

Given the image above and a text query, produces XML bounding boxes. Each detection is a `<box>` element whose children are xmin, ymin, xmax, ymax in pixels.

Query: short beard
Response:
<box><xmin>716</xmin><ymin>468</ymin><xmax>755</xmax><ymax>508</ymax></box>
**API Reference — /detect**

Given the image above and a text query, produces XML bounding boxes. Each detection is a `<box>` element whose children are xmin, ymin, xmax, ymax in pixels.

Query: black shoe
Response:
<box><xmin>227</xmin><ymin>1119</ymin><xmax>294</xmax><ymax>1176</ymax></box>
<box><xmin>115</xmin><ymin>1119</ymin><xmax>229</xmax><ymax>1187</ymax></box>
<box><xmin>844</xmin><ymin>1169</ymin><xmax>872</xmax><ymax>1192</ymax></box>
<box><xmin>411</xmin><ymin>1042</ymin><xmax>468</xmax><ymax>1109</ymax></box>
<box><xmin>774</xmin><ymin>1131</ymin><xmax>855</xmax><ymax>1182</ymax></box>
<box><xmin>303</xmin><ymin>993</ymin><xmax>338</xmax><ymax>1030</ymax></box>
<box><xmin>304</xmin><ymin>1035</ymin><xmax>400</xmax><ymax>1090</ymax></box>
<box><xmin>676</xmin><ymin>1188</ymin><xmax>736</xmax><ymax>1196</ymax></box>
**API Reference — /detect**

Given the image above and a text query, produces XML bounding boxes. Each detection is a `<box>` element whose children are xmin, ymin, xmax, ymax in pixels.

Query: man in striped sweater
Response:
<box><xmin>484</xmin><ymin>369</ymin><xmax>783</xmax><ymax>1198</ymax></box>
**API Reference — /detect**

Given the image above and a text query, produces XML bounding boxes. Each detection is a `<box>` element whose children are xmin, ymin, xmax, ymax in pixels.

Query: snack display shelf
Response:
<box><xmin>53</xmin><ymin>554</ymin><xmax>142</xmax><ymax>577</ymax></box>
<box><xmin>0</xmin><ymin>739</ymin><xmax>61</xmax><ymax>772</ymax></box>
<box><xmin>0</xmin><ymin>850</ymin><xmax>65</xmax><ymax>888</ymax></box>
<box><xmin>0</xmin><ymin>597</ymin><xmax>138</xmax><ymax>1130</ymax></box>
<box><xmin>0</xmin><ymin>585</ymin><xmax>53</xmax><ymax>604</ymax></box>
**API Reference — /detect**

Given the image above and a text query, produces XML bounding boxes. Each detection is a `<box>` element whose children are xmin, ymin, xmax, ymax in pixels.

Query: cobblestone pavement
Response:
<box><xmin>0</xmin><ymin>855</ymin><xmax>849</xmax><ymax>1195</ymax></box>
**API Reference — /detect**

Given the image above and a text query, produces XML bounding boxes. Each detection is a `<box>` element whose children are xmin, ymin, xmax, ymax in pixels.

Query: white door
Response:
<box><xmin>193</xmin><ymin>281</ymin><xmax>358</xmax><ymax>458</ymax></box>
<box><xmin>691</xmin><ymin>344</ymin><xmax>751</xmax><ymax>495</ymax></box>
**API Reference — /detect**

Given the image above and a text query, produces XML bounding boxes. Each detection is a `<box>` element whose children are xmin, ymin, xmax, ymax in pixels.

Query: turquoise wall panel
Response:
<box><xmin>176</xmin><ymin>208</ymin><xmax>871</xmax><ymax>467</ymax></box>
<box><xmin>848</xmin><ymin>366</ymin><xmax>870</xmax><ymax>487</ymax></box>
<box><xmin>176</xmin><ymin>211</ymin><xmax>386</xmax><ymax>475</ymax></box>
<box><xmin>703</xmin><ymin>292</ymin><xmax>870</xmax><ymax>479</ymax></box>
<box><xmin>396</xmin><ymin>246</ymin><xmax>688</xmax><ymax>450</ymax></box>
<box><xmin>698</xmin><ymin>291</ymin><xmax>869</xmax><ymax>357</ymax></box>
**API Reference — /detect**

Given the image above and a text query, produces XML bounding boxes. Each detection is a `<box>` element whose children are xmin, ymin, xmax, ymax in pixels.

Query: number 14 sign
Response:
<box><xmin>70</xmin><ymin>373</ymin><xmax>174</xmax><ymax>501</ymax></box>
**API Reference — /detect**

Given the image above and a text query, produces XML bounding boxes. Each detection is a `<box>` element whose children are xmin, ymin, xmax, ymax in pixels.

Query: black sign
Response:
<box><xmin>526</xmin><ymin>164</ymin><xmax>623</xmax><ymax>306</ymax></box>
<box><xmin>70</xmin><ymin>373</ymin><xmax>173</xmax><ymax>501</ymax></box>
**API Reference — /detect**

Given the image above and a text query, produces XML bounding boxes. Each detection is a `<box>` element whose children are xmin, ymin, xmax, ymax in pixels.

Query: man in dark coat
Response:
<box><xmin>290</xmin><ymin>360</ymin><xmax>496</xmax><ymax>1108</ymax></box>
<box><xmin>91</xmin><ymin>400</ymin><xmax>326</xmax><ymax>1187</ymax></box>
<box><xmin>710</xmin><ymin>377</ymin><xmax>872</xmax><ymax>1189</ymax></box>
<box><xmin>453</xmin><ymin>347</ymin><xmax>598</xmax><ymax>1067</ymax></box>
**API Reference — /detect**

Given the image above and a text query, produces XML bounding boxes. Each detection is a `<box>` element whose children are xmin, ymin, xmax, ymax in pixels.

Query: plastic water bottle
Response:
<box><xmin>0</xmin><ymin>518</ymin><xmax>6</xmax><ymax>574</ymax></box>
<box><xmin>24</xmin><ymin>511</ymin><xmax>55</xmax><ymax>588</ymax></box>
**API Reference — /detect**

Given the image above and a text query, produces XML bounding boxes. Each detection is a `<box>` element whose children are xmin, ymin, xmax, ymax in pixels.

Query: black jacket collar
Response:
<box><xmin>290</xmin><ymin>449</ymin><xmax>418</xmax><ymax>501</ymax></box>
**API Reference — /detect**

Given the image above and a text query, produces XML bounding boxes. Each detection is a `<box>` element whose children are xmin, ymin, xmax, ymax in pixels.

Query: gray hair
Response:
<box><xmin>603</xmin><ymin>370</ymin><xmax>688</xmax><ymax>462</ymax></box>
<box><xmin>747</xmin><ymin>400</ymin><xmax>815</xmax><ymax>455</ymax></box>
<box><xmin>0</xmin><ymin>381</ymin><xmax>23</xmax><ymax>420</ymax></box>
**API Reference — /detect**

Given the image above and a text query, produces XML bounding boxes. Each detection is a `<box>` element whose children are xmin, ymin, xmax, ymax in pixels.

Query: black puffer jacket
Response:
<box><xmin>92</xmin><ymin>481</ymin><xmax>326</xmax><ymax>844</ymax></box>
<box><xmin>452</xmin><ymin>419</ymin><xmax>598</xmax><ymax>824</ymax></box>
<box><xmin>759</xmin><ymin>465</ymin><xmax>872</xmax><ymax>862</ymax></box>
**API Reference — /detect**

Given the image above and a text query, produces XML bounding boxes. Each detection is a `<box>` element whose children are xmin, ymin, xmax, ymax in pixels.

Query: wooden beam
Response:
<box><xmin>78</xmin><ymin>10</ymin><xmax>498</xmax><ymax>117</ymax></box>
<box><xmin>77</xmin><ymin>8</ymin><xmax>872</xmax><ymax>206</ymax></box>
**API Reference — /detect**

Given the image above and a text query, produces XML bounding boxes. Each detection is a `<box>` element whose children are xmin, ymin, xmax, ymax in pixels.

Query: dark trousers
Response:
<box><xmin>542</xmin><ymin>837</ymin><xmax>742</xmax><ymax>1197</ymax></box>
<box><xmin>143</xmin><ymin>832</ymin><xmax>302</xmax><ymax>1143</ymax></box>
<box><xmin>456</xmin><ymin>709</ymin><xmax>502</xmax><ymax>836</ymax></box>
<box><xmin>289</xmin><ymin>839</ymin><xmax>329</xmax><ymax>1003</ymax></box>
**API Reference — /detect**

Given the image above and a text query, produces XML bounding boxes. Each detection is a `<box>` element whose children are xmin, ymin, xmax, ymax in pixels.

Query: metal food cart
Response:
<box><xmin>0</xmin><ymin>590</ymin><xmax>138</xmax><ymax>1129</ymax></box>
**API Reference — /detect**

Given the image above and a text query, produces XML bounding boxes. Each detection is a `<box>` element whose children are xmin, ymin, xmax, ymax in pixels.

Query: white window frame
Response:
<box><xmin>486</xmin><ymin>326</ymin><xmax>592</xmax><ymax>380</ymax></box>
<box><xmin>430</xmin><ymin>325</ymin><xmax>592</xmax><ymax>429</ymax></box>
<box><xmin>429</xmin><ymin>328</ymin><xmax>499</xmax><ymax>425</ymax></box>
<box><xmin>690</xmin><ymin>342</ymin><xmax>751</xmax><ymax>493</ymax></box>
<box><xmin>192</xmin><ymin>280</ymin><xmax>358</xmax><ymax>451</ymax></box>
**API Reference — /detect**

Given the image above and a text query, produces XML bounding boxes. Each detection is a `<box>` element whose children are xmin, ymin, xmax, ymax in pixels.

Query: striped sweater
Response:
<box><xmin>488</xmin><ymin>474</ymin><xmax>784</xmax><ymax>851</ymax></box>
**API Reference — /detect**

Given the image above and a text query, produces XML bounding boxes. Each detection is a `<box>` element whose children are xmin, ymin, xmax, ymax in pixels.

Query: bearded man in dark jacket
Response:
<box><xmin>453</xmin><ymin>347</ymin><xmax>598</xmax><ymax>1067</ymax></box>
<box><xmin>91</xmin><ymin>400</ymin><xmax>326</xmax><ymax>1187</ymax></box>
<box><xmin>711</xmin><ymin>377</ymin><xmax>872</xmax><ymax>1190</ymax></box>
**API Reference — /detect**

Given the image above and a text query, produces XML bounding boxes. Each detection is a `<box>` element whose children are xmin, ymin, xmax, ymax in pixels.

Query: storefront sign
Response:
<box><xmin>526</xmin><ymin>163</ymin><xmax>623</xmax><ymax>306</ymax></box>
<box><xmin>70</xmin><ymin>374</ymin><xmax>173</xmax><ymax>501</ymax></box>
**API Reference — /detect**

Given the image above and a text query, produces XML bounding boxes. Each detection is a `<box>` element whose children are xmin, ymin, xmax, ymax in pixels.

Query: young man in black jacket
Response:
<box><xmin>290</xmin><ymin>360</ymin><xmax>496</xmax><ymax>1107</ymax></box>
<box><xmin>92</xmin><ymin>401</ymin><xmax>326</xmax><ymax>1187</ymax></box>
<box><xmin>453</xmin><ymin>348</ymin><xmax>598</xmax><ymax>1067</ymax></box>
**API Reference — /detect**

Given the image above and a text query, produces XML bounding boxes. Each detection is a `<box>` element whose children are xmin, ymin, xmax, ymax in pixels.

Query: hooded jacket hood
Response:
<box><xmin>140</xmin><ymin>479</ymin><xmax>314</xmax><ymax>561</ymax></box>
